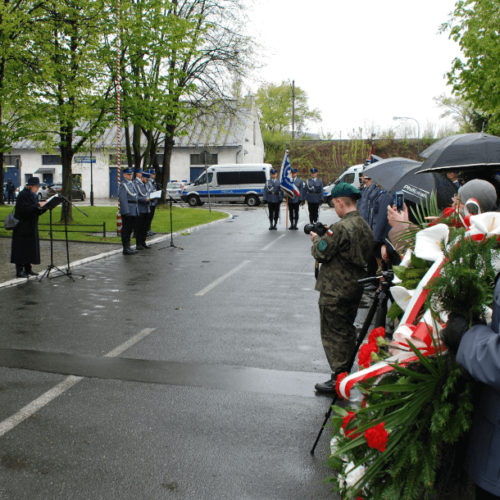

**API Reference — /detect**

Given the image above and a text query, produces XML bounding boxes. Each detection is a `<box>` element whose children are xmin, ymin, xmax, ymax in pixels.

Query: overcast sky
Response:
<box><xmin>246</xmin><ymin>0</ymin><xmax>462</xmax><ymax>139</ymax></box>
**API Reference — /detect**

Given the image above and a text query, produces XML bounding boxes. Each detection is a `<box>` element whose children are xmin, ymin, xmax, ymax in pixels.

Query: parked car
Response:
<box><xmin>48</xmin><ymin>183</ymin><xmax>86</xmax><ymax>201</ymax></box>
<box><xmin>36</xmin><ymin>182</ymin><xmax>52</xmax><ymax>201</ymax></box>
<box><xmin>166</xmin><ymin>180</ymin><xmax>186</xmax><ymax>200</ymax></box>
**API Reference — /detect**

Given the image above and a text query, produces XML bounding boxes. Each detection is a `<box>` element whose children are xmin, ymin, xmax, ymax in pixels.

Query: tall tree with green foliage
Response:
<box><xmin>0</xmin><ymin>0</ymin><xmax>42</xmax><ymax>204</ymax></box>
<box><xmin>442</xmin><ymin>0</ymin><xmax>500</xmax><ymax>134</ymax></box>
<box><xmin>26</xmin><ymin>0</ymin><xmax>114</xmax><ymax>221</ymax></box>
<box><xmin>255</xmin><ymin>81</ymin><xmax>321</xmax><ymax>135</ymax></box>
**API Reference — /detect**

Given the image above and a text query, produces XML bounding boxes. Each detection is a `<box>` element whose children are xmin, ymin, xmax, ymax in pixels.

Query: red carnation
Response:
<box><xmin>358</xmin><ymin>341</ymin><xmax>378</xmax><ymax>369</ymax></box>
<box><xmin>341</xmin><ymin>411</ymin><xmax>361</xmax><ymax>439</ymax></box>
<box><xmin>335</xmin><ymin>372</ymin><xmax>349</xmax><ymax>399</ymax></box>
<box><xmin>443</xmin><ymin>207</ymin><xmax>454</xmax><ymax>217</ymax></box>
<box><xmin>471</xmin><ymin>234</ymin><xmax>485</xmax><ymax>242</ymax></box>
<box><xmin>368</xmin><ymin>327</ymin><xmax>385</xmax><ymax>344</ymax></box>
<box><xmin>364</xmin><ymin>422</ymin><xmax>389</xmax><ymax>452</ymax></box>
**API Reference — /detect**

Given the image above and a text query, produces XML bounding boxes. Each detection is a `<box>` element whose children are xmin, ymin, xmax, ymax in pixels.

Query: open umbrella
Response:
<box><xmin>363</xmin><ymin>157</ymin><xmax>422</xmax><ymax>191</ymax></box>
<box><xmin>419</xmin><ymin>134</ymin><xmax>470</xmax><ymax>159</ymax></box>
<box><xmin>366</xmin><ymin>158</ymin><xmax>457</xmax><ymax>210</ymax></box>
<box><xmin>418</xmin><ymin>133</ymin><xmax>500</xmax><ymax>173</ymax></box>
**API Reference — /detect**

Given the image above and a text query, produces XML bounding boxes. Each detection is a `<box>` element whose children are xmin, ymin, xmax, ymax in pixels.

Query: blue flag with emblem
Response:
<box><xmin>280</xmin><ymin>151</ymin><xmax>296</xmax><ymax>200</ymax></box>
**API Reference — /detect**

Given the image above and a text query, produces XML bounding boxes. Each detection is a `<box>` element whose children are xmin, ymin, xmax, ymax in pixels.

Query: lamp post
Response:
<box><xmin>393</xmin><ymin>116</ymin><xmax>420</xmax><ymax>156</ymax></box>
<box><xmin>204</xmin><ymin>149</ymin><xmax>212</xmax><ymax>213</ymax></box>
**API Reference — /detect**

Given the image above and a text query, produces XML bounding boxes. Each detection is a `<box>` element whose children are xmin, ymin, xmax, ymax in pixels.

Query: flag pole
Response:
<box><xmin>286</xmin><ymin>196</ymin><xmax>289</xmax><ymax>230</ymax></box>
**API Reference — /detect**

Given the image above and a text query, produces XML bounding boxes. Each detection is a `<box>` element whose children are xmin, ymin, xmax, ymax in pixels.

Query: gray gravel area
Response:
<box><xmin>0</xmin><ymin>237</ymin><xmax>120</xmax><ymax>282</ymax></box>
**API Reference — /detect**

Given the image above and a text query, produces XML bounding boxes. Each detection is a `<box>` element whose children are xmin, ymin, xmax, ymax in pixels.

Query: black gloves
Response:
<box><xmin>440</xmin><ymin>313</ymin><xmax>470</xmax><ymax>354</ymax></box>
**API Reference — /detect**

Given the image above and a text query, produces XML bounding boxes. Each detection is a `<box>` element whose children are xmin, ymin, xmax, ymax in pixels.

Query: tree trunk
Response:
<box><xmin>59</xmin><ymin>142</ymin><xmax>74</xmax><ymax>223</ymax></box>
<box><xmin>160</xmin><ymin>125</ymin><xmax>175</xmax><ymax>204</ymax></box>
<box><xmin>0</xmin><ymin>151</ymin><xmax>5</xmax><ymax>205</ymax></box>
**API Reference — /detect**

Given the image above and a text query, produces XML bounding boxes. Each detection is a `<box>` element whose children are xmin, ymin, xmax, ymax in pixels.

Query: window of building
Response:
<box><xmin>190</xmin><ymin>153</ymin><xmax>218</xmax><ymax>165</ymax></box>
<box><xmin>42</xmin><ymin>155</ymin><xmax>62</xmax><ymax>165</ymax></box>
<box><xmin>4</xmin><ymin>155</ymin><xmax>20</xmax><ymax>167</ymax></box>
<box><xmin>239</xmin><ymin>171</ymin><xmax>266</xmax><ymax>184</ymax></box>
<box><xmin>109</xmin><ymin>154</ymin><xmax>129</xmax><ymax>165</ymax></box>
<box><xmin>24</xmin><ymin>173</ymin><xmax>33</xmax><ymax>183</ymax></box>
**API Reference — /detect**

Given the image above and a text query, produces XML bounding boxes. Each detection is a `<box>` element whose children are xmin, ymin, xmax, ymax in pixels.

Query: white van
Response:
<box><xmin>323</xmin><ymin>164</ymin><xmax>365</xmax><ymax>207</ymax></box>
<box><xmin>180</xmin><ymin>163</ymin><xmax>273</xmax><ymax>207</ymax></box>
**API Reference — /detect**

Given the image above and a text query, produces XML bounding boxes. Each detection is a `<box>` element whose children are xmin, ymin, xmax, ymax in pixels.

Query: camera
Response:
<box><xmin>304</xmin><ymin>222</ymin><xmax>328</xmax><ymax>237</ymax></box>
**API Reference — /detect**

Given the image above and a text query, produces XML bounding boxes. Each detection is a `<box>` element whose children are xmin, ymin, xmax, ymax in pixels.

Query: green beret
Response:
<box><xmin>331</xmin><ymin>182</ymin><xmax>362</xmax><ymax>200</ymax></box>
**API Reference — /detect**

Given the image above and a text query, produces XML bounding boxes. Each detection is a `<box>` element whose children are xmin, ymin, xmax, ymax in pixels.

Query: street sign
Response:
<box><xmin>74</xmin><ymin>156</ymin><xmax>96</xmax><ymax>163</ymax></box>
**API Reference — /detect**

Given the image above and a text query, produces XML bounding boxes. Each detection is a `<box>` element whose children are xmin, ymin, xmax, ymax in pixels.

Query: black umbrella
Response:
<box><xmin>366</xmin><ymin>159</ymin><xmax>457</xmax><ymax>210</ymax></box>
<box><xmin>419</xmin><ymin>134</ymin><xmax>470</xmax><ymax>159</ymax></box>
<box><xmin>362</xmin><ymin>157</ymin><xmax>422</xmax><ymax>191</ymax></box>
<box><xmin>418</xmin><ymin>133</ymin><xmax>500</xmax><ymax>173</ymax></box>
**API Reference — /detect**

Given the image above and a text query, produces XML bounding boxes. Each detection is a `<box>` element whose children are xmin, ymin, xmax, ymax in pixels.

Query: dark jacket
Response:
<box><xmin>6</xmin><ymin>181</ymin><xmax>15</xmax><ymax>193</ymax></box>
<box><xmin>371</xmin><ymin>189</ymin><xmax>393</xmax><ymax>243</ymax></box>
<box><xmin>457</xmin><ymin>279</ymin><xmax>500</xmax><ymax>496</ymax></box>
<box><xmin>10</xmin><ymin>188</ymin><xmax>41</xmax><ymax>265</ymax></box>
<box><xmin>360</xmin><ymin>183</ymin><xmax>379</xmax><ymax>223</ymax></box>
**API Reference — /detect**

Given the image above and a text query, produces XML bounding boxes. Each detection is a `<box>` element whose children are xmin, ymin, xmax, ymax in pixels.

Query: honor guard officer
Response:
<box><xmin>118</xmin><ymin>167</ymin><xmax>139</xmax><ymax>255</ymax></box>
<box><xmin>289</xmin><ymin>168</ymin><xmax>304</xmax><ymax>230</ymax></box>
<box><xmin>146</xmin><ymin>169</ymin><xmax>157</xmax><ymax>237</ymax></box>
<box><xmin>304</xmin><ymin>168</ymin><xmax>324</xmax><ymax>224</ymax></box>
<box><xmin>133</xmin><ymin>169</ymin><xmax>151</xmax><ymax>249</ymax></box>
<box><xmin>263</xmin><ymin>168</ymin><xmax>283</xmax><ymax>230</ymax></box>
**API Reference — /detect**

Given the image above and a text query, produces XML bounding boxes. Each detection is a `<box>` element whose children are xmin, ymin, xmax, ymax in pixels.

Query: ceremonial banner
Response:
<box><xmin>279</xmin><ymin>151</ymin><xmax>296</xmax><ymax>199</ymax></box>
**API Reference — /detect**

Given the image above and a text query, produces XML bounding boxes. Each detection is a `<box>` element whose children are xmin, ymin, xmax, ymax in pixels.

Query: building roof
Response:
<box><xmin>12</xmin><ymin>99</ymin><xmax>257</xmax><ymax>151</ymax></box>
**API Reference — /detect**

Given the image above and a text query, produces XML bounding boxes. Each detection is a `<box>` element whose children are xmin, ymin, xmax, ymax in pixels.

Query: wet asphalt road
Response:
<box><xmin>0</xmin><ymin>205</ymin><xmax>370</xmax><ymax>500</ymax></box>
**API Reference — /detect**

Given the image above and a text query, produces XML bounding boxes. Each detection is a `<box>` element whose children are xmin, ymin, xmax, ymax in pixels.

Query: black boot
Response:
<box><xmin>16</xmin><ymin>265</ymin><xmax>27</xmax><ymax>278</ymax></box>
<box><xmin>123</xmin><ymin>245</ymin><xmax>138</xmax><ymax>255</ymax></box>
<box><xmin>269</xmin><ymin>220</ymin><xmax>273</xmax><ymax>230</ymax></box>
<box><xmin>24</xmin><ymin>265</ymin><xmax>38</xmax><ymax>276</ymax></box>
<box><xmin>273</xmin><ymin>221</ymin><xmax>278</xmax><ymax>230</ymax></box>
<box><xmin>315</xmin><ymin>374</ymin><xmax>337</xmax><ymax>394</ymax></box>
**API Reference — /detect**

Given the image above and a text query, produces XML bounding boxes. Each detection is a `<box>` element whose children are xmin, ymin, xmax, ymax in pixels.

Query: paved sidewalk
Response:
<box><xmin>0</xmin><ymin>237</ymin><xmax>120</xmax><ymax>282</ymax></box>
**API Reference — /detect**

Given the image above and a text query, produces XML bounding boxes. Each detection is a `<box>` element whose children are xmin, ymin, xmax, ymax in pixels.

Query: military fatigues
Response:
<box><xmin>118</xmin><ymin>178</ymin><xmax>140</xmax><ymax>252</ymax></box>
<box><xmin>311</xmin><ymin>211</ymin><xmax>375</xmax><ymax>374</ymax></box>
<box><xmin>304</xmin><ymin>178</ymin><xmax>324</xmax><ymax>224</ymax></box>
<box><xmin>133</xmin><ymin>177</ymin><xmax>150</xmax><ymax>248</ymax></box>
<box><xmin>289</xmin><ymin>176</ymin><xmax>304</xmax><ymax>229</ymax></box>
<box><xmin>263</xmin><ymin>178</ymin><xmax>283</xmax><ymax>229</ymax></box>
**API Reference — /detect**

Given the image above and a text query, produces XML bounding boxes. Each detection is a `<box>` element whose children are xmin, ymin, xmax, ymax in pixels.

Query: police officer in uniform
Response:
<box><xmin>263</xmin><ymin>168</ymin><xmax>283</xmax><ymax>230</ymax></box>
<box><xmin>289</xmin><ymin>168</ymin><xmax>304</xmax><ymax>230</ymax></box>
<box><xmin>146</xmin><ymin>169</ymin><xmax>158</xmax><ymax>237</ymax></box>
<box><xmin>118</xmin><ymin>167</ymin><xmax>140</xmax><ymax>255</ymax></box>
<box><xmin>133</xmin><ymin>169</ymin><xmax>151</xmax><ymax>249</ymax></box>
<box><xmin>310</xmin><ymin>182</ymin><xmax>375</xmax><ymax>393</ymax></box>
<box><xmin>304</xmin><ymin>168</ymin><xmax>324</xmax><ymax>224</ymax></box>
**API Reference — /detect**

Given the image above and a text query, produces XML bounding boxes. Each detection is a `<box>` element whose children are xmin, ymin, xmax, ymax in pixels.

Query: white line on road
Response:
<box><xmin>195</xmin><ymin>260</ymin><xmax>251</xmax><ymax>296</ymax></box>
<box><xmin>261</xmin><ymin>234</ymin><xmax>286</xmax><ymax>251</ymax></box>
<box><xmin>0</xmin><ymin>328</ymin><xmax>156</xmax><ymax>438</ymax></box>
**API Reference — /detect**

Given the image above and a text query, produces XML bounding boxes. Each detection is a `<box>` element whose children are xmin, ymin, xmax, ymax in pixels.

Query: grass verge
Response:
<box><xmin>0</xmin><ymin>204</ymin><xmax>227</xmax><ymax>243</ymax></box>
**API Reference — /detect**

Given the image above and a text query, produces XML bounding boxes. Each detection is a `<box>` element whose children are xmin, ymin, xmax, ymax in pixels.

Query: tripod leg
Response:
<box><xmin>310</xmin><ymin>292</ymin><xmax>380</xmax><ymax>455</ymax></box>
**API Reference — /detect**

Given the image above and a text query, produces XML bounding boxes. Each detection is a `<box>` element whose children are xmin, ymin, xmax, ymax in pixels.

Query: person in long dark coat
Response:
<box><xmin>10</xmin><ymin>177</ymin><xmax>44</xmax><ymax>278</ymax></box>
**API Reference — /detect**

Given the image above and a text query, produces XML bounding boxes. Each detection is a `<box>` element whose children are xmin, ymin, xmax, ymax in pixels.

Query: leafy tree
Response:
<box><xmin>26</xmin><ymin>0</ymin><xmax>114</xmax><ymax>221</ymax></box>
<box><xmin>434</xmin><ymin>93</ymin><xmax>490</xmax><ymax>133</ymax></box>
<box><xmin>0</xmin><ymin>0</ymin><xmax>42</xmax><ymax>204</ymax></box>
<box><xmin>441</xmin><ymin>0</ymin><xmax>500</xmax><ymax>134</ymax></box>
<box><xmin>255</xmin><ymin>81</ymin><xmax>321</xmax><ymax>135</ymax></box>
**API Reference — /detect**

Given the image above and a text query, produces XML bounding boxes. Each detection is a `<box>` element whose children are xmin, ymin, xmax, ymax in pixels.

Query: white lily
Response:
<box><xmin>414</xmin><ymin>224</ymin><xmax>449</xmax><ymax>262</ymax></box>
<box><xmin>401</xmin><ymin>248</ymin><xmax>412</xmax><ymax>267</ymax></box>
<box><xmin>469</xmin><ymin>212</ymin><xmax>500</xmax><ymax>236</ymax></box>
<box><xmin>391</xmin><ymin>286</ymin><xmax>415</xmax><ymax>311</ymax></box>
<box><xmin>344</xmin><ymin>462</ymin><xmax>366</xmax><ymax>488</ymax></box>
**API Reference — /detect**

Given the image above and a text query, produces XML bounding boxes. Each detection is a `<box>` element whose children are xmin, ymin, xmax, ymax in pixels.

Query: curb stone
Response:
<box><xmin>0</xmin><ymin>210</ymin><xmax>232</xmax><ymax>290</ymax></box>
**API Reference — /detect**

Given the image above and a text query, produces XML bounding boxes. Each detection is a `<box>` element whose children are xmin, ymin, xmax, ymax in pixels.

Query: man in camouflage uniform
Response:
<box><xmin>310</xmin><ymin>182</ymin><xmax>375</xmax><ymax>394</ymax></box>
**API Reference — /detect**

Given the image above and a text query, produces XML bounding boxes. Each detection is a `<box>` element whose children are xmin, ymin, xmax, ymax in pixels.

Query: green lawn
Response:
<box><xmin>0</xmin><ymin>204</ymin><xmax>227</xmax><ymax>243</ymax></box>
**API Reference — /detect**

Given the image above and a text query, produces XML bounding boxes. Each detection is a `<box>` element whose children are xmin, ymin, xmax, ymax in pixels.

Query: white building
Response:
<box><xmin>6</xmin><ymin>97</ymin><xmax>265</xmax><ymax>199</ymax></box>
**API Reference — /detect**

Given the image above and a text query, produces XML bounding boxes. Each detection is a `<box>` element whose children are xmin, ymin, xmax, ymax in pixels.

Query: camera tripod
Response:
<box><xmin>310</xmin><ymin>271</ymin><xmax>394</xmax><ymax>455</ymax></box>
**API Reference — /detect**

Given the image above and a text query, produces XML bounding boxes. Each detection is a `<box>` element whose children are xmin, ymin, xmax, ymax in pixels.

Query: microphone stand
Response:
<box><xmin>158</xmin><ymin>189</ymin><xmax>183</xmax><ymax>250</ymax></box>
<box><xmin>52</xmin><ymin>194</ymin><xmax>88</xmax><ymax>281</ymax></box>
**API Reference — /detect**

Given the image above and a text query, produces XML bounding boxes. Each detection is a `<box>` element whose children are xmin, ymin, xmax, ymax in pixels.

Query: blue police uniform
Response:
<box><xmin>304</xmin><ymin>170</ymin><xmax>324</xmax><ymax>224</ymax></box>
<box><xmin>263</xmin><ymin>174</ymin><xmax>283</xmax><ymax>230</ymax></box>
<box><xmin>146</xmin><ymin>172</ymin><xmax>158</xmax><ymax>236</ymax></box>
<box><xmin>289</xmin><ymin>171</ymin><xmax>304</xmax><ymax>229</ymax></box>
<box><xmin>118</xmin><ymin>169</ymin><xmax>140</xmax><ymax>254</ymax></box>
<box><xmin>133</xmin><ymin>173</ymin><xmax>151</xmax><ymax>249</ymax></box>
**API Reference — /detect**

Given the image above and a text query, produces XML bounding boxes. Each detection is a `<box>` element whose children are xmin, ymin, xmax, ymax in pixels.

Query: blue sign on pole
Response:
<box><xmin>74</xmin><ymin>156</ymin><xmax>96</xmax><ymax>163</ymax></box>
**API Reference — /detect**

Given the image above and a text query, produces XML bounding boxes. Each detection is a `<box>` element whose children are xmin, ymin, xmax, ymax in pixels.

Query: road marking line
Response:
<box><xmin>195</xmin><ymin>261</ymin><xmax>250</xmax><ymax>296</ymax></box>
<box><xmin>261</xmin><ymin>234</ymin><xmax>286</xmax><ymax>251</ymax></box>
<box><xmin>0</xmin><ymin>328</ymin><xmax>156</xmax><ymax>438</ymax></box>
<box><xmin>104</xmin><ymin>328</ymin><xmax>156</xmax><ymax>357</ymax></box>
